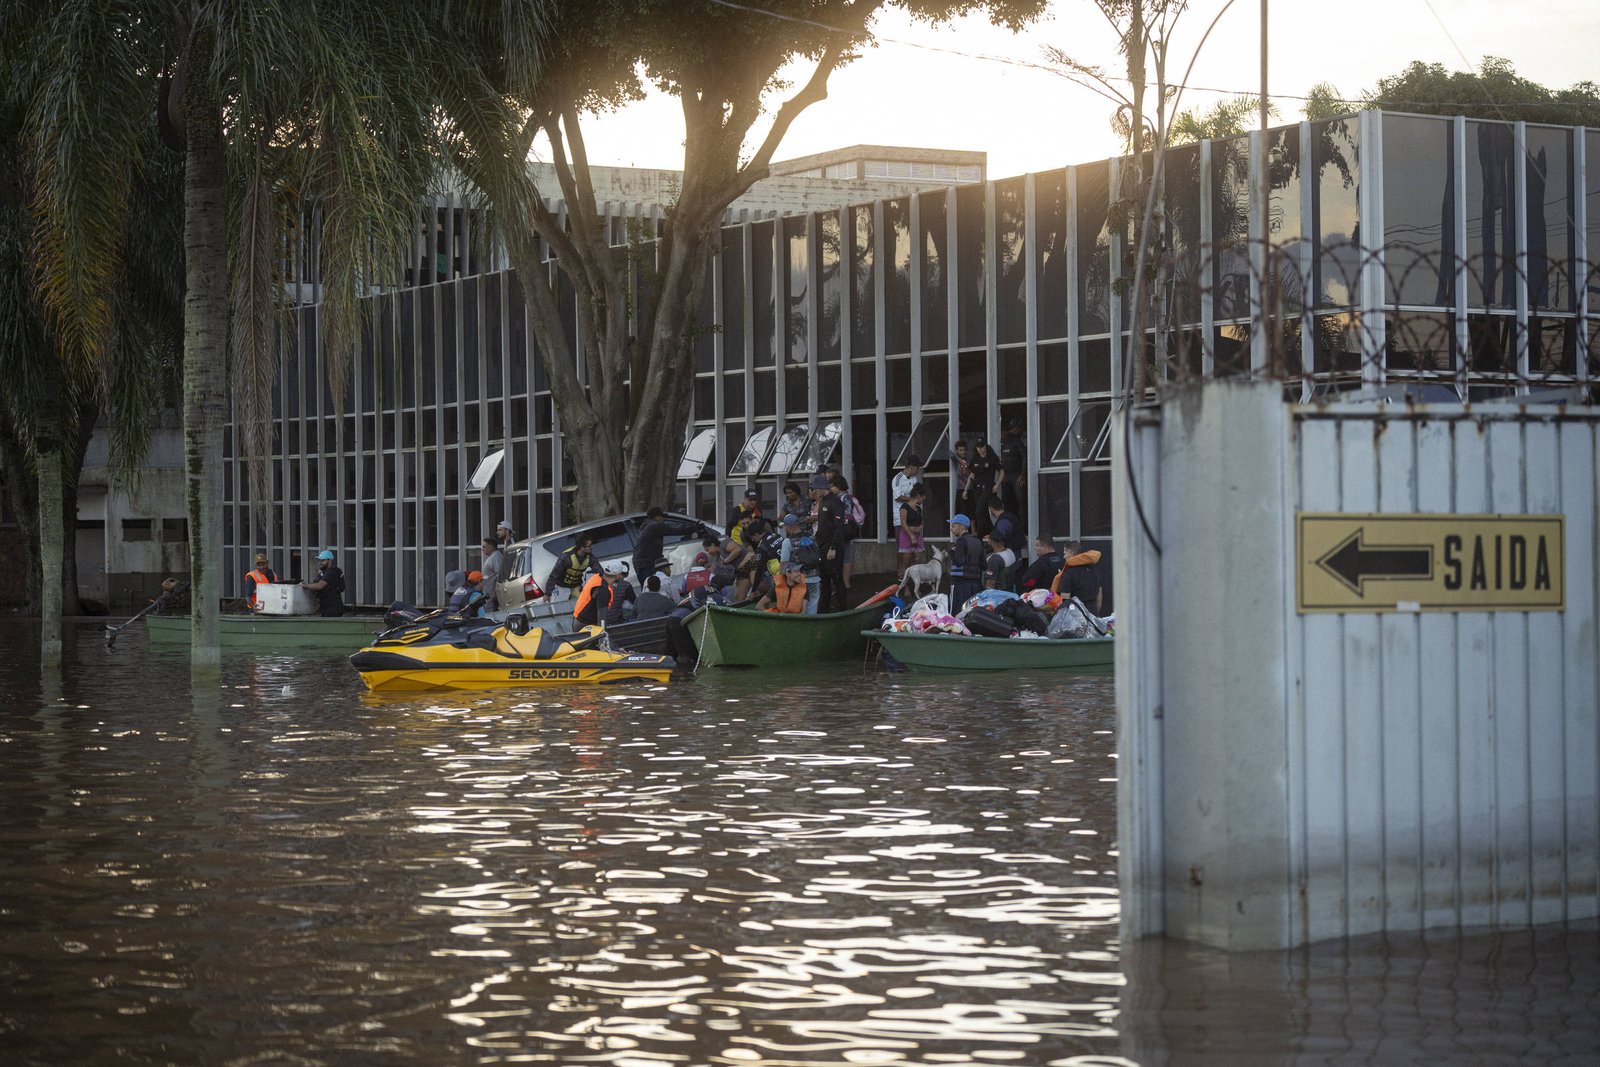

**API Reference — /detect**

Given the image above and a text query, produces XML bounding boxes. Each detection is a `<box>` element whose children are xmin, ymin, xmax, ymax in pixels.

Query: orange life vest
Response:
<box><xmin>245</xmin><ymin>567</ymin><xmax>273</xmax><ymax>607</ymax></box>
<box><xmin>572</xmin><ymin>572</ymin><xmax>604</xmax><ymax>619</ymax></box>
<box><xmin>764</xmin><ymin>571</ymin><xmax>807</xmax><ymax>614</ymax></box>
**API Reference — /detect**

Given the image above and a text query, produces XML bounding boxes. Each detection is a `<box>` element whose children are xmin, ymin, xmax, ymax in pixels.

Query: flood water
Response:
<box><xmin>2</xmin><ymin>620</ymin><xmax>1595</xmax><ymax>1065</ymax></box>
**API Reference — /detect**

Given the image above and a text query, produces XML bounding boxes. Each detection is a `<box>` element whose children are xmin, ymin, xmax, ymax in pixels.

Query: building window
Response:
<box><xmin>122</xmin><ymin>518</ymin><xmax>153</xmax><ymax>542</ymax></box>
<box><xmin>162</xmin><ymin>518</ymin><xmax>189</xmax><ymax>543</ymax></box>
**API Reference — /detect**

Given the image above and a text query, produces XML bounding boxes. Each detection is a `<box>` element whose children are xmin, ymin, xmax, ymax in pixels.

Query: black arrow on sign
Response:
<box><xmin>1315</xmin><ymin>528</ymin><xmax>1433</xmax><ymax>595</ymax></box>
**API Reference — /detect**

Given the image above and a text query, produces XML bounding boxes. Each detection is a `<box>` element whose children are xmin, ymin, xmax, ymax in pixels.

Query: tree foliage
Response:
<box><xmin>1169</xmin><ymin>94</ymin><xmax>1275</xmax><ymax>146</ymax></box>
<box><xmin>442</xmin><ymin>0</ymin><xmax>1047</xmax><ymax>520</ymax></box>
<box><xmin>1364</xmin><ymin>56</ymin><xmax>1600</xmax><ymax>127</ymax></box>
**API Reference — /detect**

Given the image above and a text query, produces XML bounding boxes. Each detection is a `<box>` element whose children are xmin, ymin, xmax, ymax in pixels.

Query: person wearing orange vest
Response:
<box><xmin>759</xmin><ymin>562</ymin><xmax>807</xmax><ymax>614</ymax></box>
<box><xmin>244</xmin><ymin>553</ymin><xmax>277</xmax><ymax>609</ymax></box>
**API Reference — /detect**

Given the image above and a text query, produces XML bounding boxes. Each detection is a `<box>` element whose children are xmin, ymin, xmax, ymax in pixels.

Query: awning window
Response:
<box><xmin>891</xmin><ymin>414</ymin><xmax>949</xmax><ymax>469</ymax></box>
<box><xmin>762</xmin><ymin>424</ymin><xmax>811</xmax><ymax>475</ymax></box>
<box><xmin>677</xmin><ymin>427</ymin><xmax>718</xmax><ymax>479</ymax></box>
<box><xmin>1049</xmin><ymin>401</ymin><xmax>1113</xmax><ymax>465</ymax></box>
<box><xmin>792</xmin><ymin>421</ymin><xmax>842</xmax><ymax>473</ymax></box>
<box><xmin>728</xmin><ymin>425</ymin><xmax>775</xmax><ymax>476</ymax></box>
<box><xmin>466</xmin><ymin>448</ymin><xmax>505</xmax><ymax>494</ymax></box>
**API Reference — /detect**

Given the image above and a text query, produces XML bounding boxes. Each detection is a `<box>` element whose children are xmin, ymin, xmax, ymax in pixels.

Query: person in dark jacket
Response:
<box><xmin>809</xmin><ymin>474</ymin><xmax>848</xmax><ymax>612</ymax></box>
<box><xmin>1060</xmin><ymin>542</ymin><xmax>1105</xmax><ymax>614</ymax></box>
<box><xmin>447</xmin><ymin>571</ymin><xmax>489</xmax><ymax>616</ymax></box>
<box><xmin>1021</xmin><ymin>535</ymin><xmax>1064</xmax><ymax>593</ymax></box>
<box><xmin>544</xmin><ymin>534</ymin><xmax>594</xmax><ymax>603</ymax></box>
<box><xmin>946</xmin><ymin>514</ymin><xmax>985</xmax><ymax>609</ymax></box>
<box><xmin>631</xmin><ymin>506</ymin><xmax>671</xmax><ymax>584</ymax></box>
<box><xmin>300</xmin><ymin>550</ymin><xmax>346</xmax><ymax>617</ymax></box>
<box><xmin>968</xmin><ymin>441</ymin><xmax>1000</xmax><ymax>534</ymax></box>
<box><xmin>634</xmin><ymin>573</ymin><xmax>676</xmax><ymax>621</ymax></box>
<box><xmin>985</xmin><ymin>499</ymin><xmax>1027</xmax><ymax>555</ymax></box>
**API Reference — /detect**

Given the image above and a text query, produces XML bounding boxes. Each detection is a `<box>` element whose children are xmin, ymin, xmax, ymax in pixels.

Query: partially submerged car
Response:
<box><xmin>494</xmin><ymin>511</ymin><xmax>721</xmax><ymax>612</ymax></box>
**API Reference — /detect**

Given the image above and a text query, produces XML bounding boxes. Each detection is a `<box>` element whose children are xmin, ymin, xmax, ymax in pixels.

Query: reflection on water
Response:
<box><xmin>1</xmin><ymin>621</ymin><xmax>1594</xmax><ymax>1065</ymax></box>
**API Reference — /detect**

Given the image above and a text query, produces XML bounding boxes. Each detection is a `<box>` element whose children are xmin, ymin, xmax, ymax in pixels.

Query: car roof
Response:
<box><xmin>504</xmin><ymin>511</ymin><xmax>720</xmax><ymax>553</ymax></box>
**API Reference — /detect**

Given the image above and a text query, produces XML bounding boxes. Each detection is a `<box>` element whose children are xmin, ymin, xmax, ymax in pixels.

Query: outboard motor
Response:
<box><xmin>385</xmin><ymin>601</ymin><xmax>426</xmax><ymax>629</ymax></box>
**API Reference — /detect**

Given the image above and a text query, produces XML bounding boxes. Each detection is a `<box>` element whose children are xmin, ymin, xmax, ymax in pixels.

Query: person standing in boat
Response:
<box><xmin>631</xmin><ymin>506</ymin><xmax>670</xmax><ymax>586</ymax></box>
<box><xmin>479</xmin><ymin>536</ymin><xmax>504</xmax><ymax>612</ymax></box>
<box><xmin>544</xmin><ymin>533</ymin><xmax>594</xmax><ymax>604</ymax></box>
<box><xmin>1058</xmin><ymin>541</ymin><xmax>1105</xmax><ymax>615</ymax></box>
<box><xmin>810</xmin><ymin>474</ymin><xmax>848</xmax><ymax>613</ymax></box>
<box><xmin>300</xmin><ymin>550</ymin><xmax>346</xmax><ymax>617</ymax></box>
<box><xmin>575</xmin><ymin>560</ymin><xmax>628</xmax><ymax>628</ymax></box>
<box><xmin>243</xmin><ymin>552</ymin><xmax>277</xmax><ymax>610</ymax></box>
<box><xmin>946</xmin><ymin>514</ymin><xmax>985</xmax><ymax>609</ymax></box>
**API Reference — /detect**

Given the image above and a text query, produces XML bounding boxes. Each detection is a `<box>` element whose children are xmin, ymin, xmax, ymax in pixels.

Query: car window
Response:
<box><xmin>502</xmin><ymin>546</ymin><xmax>525</xmax><ymax>578</ymax></box>
<box><xmin>660</xmin><ymin>516</ymin><xmax>706</xmax><ymax>547</ymax></box>
<box><xmin>588</xmin><ymin>522</ymin><xmax>635</xmax><ymax>560</ymax></box>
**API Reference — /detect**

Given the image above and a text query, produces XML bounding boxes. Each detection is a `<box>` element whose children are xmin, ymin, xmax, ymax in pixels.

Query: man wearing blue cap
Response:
<box><xmin>946</xmin><ymin>514</ymin><xmax>985</xmax><ymax>609</ymax></box>
<box><xmin>300</xmin><ymin>549</ymin><xmax>346</xmax><ymax>616</ymax></box>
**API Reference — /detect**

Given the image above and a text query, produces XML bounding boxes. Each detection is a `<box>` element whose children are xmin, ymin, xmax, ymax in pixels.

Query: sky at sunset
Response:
<box><xmin>553</xmin><ymin>0</ymin><xmax>1600</xmax><ymax>180</ymax></box>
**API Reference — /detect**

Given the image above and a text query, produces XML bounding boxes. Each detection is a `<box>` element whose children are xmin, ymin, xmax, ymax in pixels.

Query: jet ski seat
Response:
<box><xmin>493</xmin><ymin>626</ymin><xmax>608</xmax><ymax>660</ymax></box>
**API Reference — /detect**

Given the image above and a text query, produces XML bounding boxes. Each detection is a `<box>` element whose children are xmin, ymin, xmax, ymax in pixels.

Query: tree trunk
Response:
<box><xmin>0</xmin><ymin>414</ymin><xmax>41</xmax><ymax>612</ymax></box>
<box><xmin>38</xmin><ymin>447</ymin><xmax>63</xmax><ymax>665</ymax></box>
<box><xmin>184</xmin><ymin>89</ymin><xmax>229</xmax><ymax>671</ymax></box>
<box><xmin>57</xmin><ymin>398</ymin><xmax>96</xmax><ymax>615</ymax></box>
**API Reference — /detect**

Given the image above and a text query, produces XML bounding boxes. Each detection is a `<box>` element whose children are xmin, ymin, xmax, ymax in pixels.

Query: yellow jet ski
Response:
<box><xmin>349</xmin><ymin>611</ymin><xmax>675</xmax><ymax>691</ymax></box>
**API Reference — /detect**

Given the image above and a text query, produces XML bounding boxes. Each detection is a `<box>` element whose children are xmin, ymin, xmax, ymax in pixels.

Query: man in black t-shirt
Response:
<box><xmin>632</xmin><ymin>506</ymin><xmax>671</xmax><ymax>584</ymax></box>
<box><xmin>1059</xmin><ymin>542</ymin><xmax>1104</xmax><ymax>614</ymax></box>
<box><xmin>1021</xmin><ymin>535</ymin><xmax>1064</xmax><ymax>594</ymax></box>
<box><xmin>300</xmin><ymin>550</ymin><xmax>346</xmax><ymax>617</ymax></box>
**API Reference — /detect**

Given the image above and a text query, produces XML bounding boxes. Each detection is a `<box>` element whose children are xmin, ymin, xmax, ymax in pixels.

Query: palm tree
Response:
<box><xmin>18</xmin><ymin>0</ymin><xmax>444</xmax><ymax>669</ymax></box>
<box><xmin>0</xmin><ymin>48</ymin><xmax>183</xmax><ymax>664</ymax></box>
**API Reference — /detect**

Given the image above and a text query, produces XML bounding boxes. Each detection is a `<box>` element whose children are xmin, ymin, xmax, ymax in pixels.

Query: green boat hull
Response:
<box><xmin>145</xmin><ymin>613</ymin><xmax>385</xmax><ymax>650</ymax></box>
<box><xmin>684</xmin><ymin>599</ymin><xmax>890</xmax><ymax>667</ymax></box>
<box><xmin>867</xmin><ymin>629</ymin><xmax>1115</xmax><ymax>672</ymax></box>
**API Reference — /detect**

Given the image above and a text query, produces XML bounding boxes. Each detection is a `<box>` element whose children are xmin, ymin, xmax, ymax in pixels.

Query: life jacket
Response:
<box><xmin>572</xmin><ymin>572</ymin><xmax>604</xmax><ymax>619</ymax></box>
<box><xmin>1065</xmin><ymin>549</ymin><xmax>1103</xmax><ymax>568</ymax></box>
<box><xmin>447</xmin><ymin>587</ymin><xmax>485</xmax><ymax>616</ymax></box>
<box><xmin>557</xmin><ymin>550</ymin><xmax>589</xmax><ymax>589</ymax></box>
<box><xmin>244</xmin><ymin>567</ymin><xmax>273</xmax><ymax>607</ymax></box>
<box><xmin>764</xmin><ymin>570</ymin><xmax>807</xmax><ymax>613</ymax></box>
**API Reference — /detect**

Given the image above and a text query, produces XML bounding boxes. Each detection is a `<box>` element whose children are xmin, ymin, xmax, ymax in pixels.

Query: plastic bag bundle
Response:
<box><xmin>909</xmin><ymin>592</ymin><xmax>949</xmax><ymax>617</ymax></box>
<box><xmin>961</xmin><ymin>589</ymin><xmax>1020</xmax><ymax>615</ymax></box>
<box><xmin>1047</xmin><ymin>602</ymin><xmax>1094</xmax><ymax>639</ymax></box>
<box><xmin>881</xmin><ymin>617</ymin><xmax>913</xmax><ymax>632</ymax></box>
<box><xmin>1022</xmin><ymin>588</ymin><xmax>1061</xmax><ymax>612</ymax></box>
<box><xmin>909</xmin><ymin>607</ymin><xmax>967</xmax><ymax>634</ymax></box>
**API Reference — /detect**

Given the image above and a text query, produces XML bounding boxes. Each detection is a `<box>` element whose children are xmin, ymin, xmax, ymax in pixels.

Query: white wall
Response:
<box><xmin>1117</xmin><ymin>380</ymin><xmax>1600</xmax><ymax>950</ymax></box>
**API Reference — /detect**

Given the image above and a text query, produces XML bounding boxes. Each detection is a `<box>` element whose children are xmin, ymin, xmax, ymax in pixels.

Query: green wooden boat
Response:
<box><xmin>145</xmin><ymin>613</ymin><xmax>386</xmax><ymax>650</ymax></box>
<box><xmin>866</xmin><ymin>629</ymin><xmax>1115</xmax><ymax>672</ymax></box>
<box><xmin>683</xmin><ymin>589</ymin><xmax>896</xmax><ymax>668</ymax></box>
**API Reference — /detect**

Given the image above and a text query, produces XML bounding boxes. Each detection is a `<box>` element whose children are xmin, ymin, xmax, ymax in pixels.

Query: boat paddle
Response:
<box><xmin>104</xmin><ymin>586</ymin><xmax>179</xmax><ymax>648</ymax></box>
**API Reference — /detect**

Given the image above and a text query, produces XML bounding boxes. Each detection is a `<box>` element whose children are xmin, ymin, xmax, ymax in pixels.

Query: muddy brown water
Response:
<box><xmin>2</xmin><ymin>620</ymin><xmax>1593</xmax><ymax>1065</ymax></box>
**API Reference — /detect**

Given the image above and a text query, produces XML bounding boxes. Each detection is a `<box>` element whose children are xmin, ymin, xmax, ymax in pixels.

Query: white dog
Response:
<box><xmin>898</xmin><ymin>544</ymin><xmax>947</xmax><ymax>600</ymax></box>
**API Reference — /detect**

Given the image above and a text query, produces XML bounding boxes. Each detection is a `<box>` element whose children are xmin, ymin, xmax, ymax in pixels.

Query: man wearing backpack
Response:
<box><xmin>986</xmin><ymin>499</ymin><xmax>1027</xmax><ymax>557</ymax></box>
<box><xmin>779</xmin><ymin>513</ymin><xmax>821</xmax><ymax>613</ymax></box>
<box><xmin>830</xmin><ymin>472</ymin><xmax>862</xmax><ymax>590</ymax></box>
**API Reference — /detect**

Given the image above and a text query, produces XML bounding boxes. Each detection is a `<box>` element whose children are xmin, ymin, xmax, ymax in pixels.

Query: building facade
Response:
<box><xmin>227</xmin><ymin>112</ymin><xmax>1599</xmax><ymax>607</ymax></box>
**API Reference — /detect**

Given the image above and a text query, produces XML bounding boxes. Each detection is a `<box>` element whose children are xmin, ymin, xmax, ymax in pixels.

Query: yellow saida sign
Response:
<box><xmin>1296</xmin><ymin>513</ymin><xmax>1564</xmax><ymax>613</ymax></box>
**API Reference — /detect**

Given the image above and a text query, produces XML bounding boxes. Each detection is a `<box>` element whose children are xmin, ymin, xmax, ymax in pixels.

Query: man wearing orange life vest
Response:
<box><xmin>243</xmin><ymin>553</ymin><xmax>277</xmax><ymax>609</ymax></box>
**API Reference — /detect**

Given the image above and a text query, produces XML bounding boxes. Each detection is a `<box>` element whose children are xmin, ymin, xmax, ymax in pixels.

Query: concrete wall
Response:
<box><xmin>79</xmin><ymin>425</ymin><xmax>190</xmax><ymax>612</ymax></box>
<box><xmin>1117</xmin><ymin>380</ymin><xmax>1600</xmax><ymax>949</ymax></box>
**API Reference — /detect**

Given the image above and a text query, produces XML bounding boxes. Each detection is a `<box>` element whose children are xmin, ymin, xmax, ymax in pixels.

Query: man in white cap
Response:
<box><xmin>575</xmin><ymin>559</ymin><xmax>628</xmax><ymax>627</ymax></box>
<box><xmin>495</xmin><ymin>519</ymin><xmax>515</xmax><ymax>547</ymax></box>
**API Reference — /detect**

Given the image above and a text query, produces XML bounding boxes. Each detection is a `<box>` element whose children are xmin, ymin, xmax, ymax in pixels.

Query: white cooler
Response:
<box><xmin>255</xmin><ymin>583</ymin><xmax>317</xmax><ymax>615</ymax></box>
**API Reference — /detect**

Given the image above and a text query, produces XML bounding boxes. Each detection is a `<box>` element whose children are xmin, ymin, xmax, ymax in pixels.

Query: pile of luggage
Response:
<box><xmin>881</xmin><ymin>588</ymin><xmax>1113</xmax><ymax>640</ymax></box>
